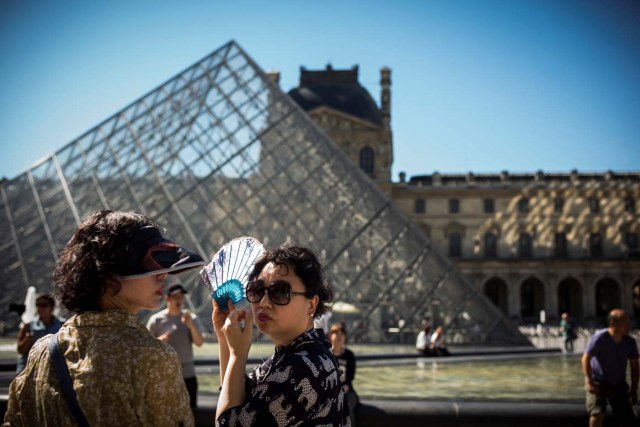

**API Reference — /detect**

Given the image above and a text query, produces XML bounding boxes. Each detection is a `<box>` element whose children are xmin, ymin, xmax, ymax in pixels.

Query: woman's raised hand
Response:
<box><xmin>212</xmin><ymin>299</ymin><xmax>235</xmax><ymax>336</ymax></box>
<box><xmin>221</xmin><ymin>309</ymin><xmax>253</xmax><ymax>357</ymax></box>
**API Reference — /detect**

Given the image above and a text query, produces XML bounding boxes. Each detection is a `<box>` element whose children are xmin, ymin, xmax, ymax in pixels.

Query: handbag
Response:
<box><xmin>48</xmin><ymin>332</ymin><xmax>90</xmax><ymax>427</ymax></box>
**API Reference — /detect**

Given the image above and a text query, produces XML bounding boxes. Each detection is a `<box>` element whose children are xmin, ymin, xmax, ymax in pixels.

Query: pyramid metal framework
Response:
<box><xmin>0</xmin><ymin>41</ymin><xmax>528</xmax><ymax>344</ymax></box>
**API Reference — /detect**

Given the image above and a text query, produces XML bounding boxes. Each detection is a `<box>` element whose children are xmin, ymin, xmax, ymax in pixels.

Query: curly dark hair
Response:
<box><xmin>53</xmin><ymin>210</ymin><xmax>161</xmax><ymax>313</ymax></box>
<box><xmin>248</xmin><ymin>244</ymin><xmax>333</xmax><ymax>318</ymax></box>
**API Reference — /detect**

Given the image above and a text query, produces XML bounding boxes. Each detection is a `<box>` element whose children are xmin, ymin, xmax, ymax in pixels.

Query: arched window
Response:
<box><xmin>449</xmin><ymin>198</ymin><xmax>460</xmax><ymax>213</ymax></box>
<box><xmin>595</xmin><ymin>278</ymin><xmax>620</xmax><ymax>319</ymax></box>
<box><xmin>520</xmin><ymin>277</ymin><xmax>545</xmax><ymax>320</ymax></box>
<box><xmin>359</xmin><ymin>147</ymin><xmax>374</xmax><ymax>175</ymax></box>
<box><xmin>557</xmin><ymin>278</ymin><xmax>583</xmax><ymax>319</ymax></box>
<box><xmin>449</xmin><ymin>232</ymin><xmax>462</xmax><ymax>257</ymax></box>
<box><xmin>484</xmin><ymin>278</ymin><xmax>508</xmax><ymax>315</ymax></box>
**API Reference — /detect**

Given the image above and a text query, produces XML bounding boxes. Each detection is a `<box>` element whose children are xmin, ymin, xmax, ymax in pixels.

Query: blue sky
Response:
<box><xmin>1</xmin><ymin>0</ymin><xmax>638</xmax><ymax>181</ymax></box>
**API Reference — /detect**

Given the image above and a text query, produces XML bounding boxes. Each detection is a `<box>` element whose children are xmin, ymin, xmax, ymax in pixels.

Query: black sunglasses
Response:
<box><xmin>246</xmin><ymin>280</ymin><xmax>314</xmax><ymax>306</ymax></box>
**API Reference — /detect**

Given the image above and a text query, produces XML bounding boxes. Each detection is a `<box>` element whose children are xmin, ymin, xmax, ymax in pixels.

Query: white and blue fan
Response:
<box><xmin>200</xmin><ymin>236</ymin><xmax>265</xmax><ymax>312</ymax></box>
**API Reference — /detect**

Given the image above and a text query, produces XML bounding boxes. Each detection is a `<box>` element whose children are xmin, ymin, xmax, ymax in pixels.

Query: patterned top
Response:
<box><xmin>17</xmin><ymin>315</ymin><xmax>64</xmax><ymax>373</ymax></box>
<box><xmin>216</xmin><ymin>328</ymin><xmax>351</xmax><ymax>427</ymax></box>
<box><xmin>3</xmin><ymin>310</ymin><xmax>194</xmax><ymax>427</ymax></box>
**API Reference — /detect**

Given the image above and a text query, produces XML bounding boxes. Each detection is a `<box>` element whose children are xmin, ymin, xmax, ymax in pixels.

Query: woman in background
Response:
<box><xmin>430</xmin><ymin>326</ymin><xmax>451</xmax><ymax>356</ymax></box>
<box><xmin>329</xmin><ymin>323</ymin><xmax>360</xmax><ymax>427</ymax></box>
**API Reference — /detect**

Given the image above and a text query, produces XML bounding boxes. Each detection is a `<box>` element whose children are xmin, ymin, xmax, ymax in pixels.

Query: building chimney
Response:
<box><xmin>266</xmin><ymin>70</ymin><xmax>281</xmax><ymax>86</ymax></box>
<box><xmin>380</xmin><ymin>67</ymin><xmax>391</xmax><ymax>129</ymax></box>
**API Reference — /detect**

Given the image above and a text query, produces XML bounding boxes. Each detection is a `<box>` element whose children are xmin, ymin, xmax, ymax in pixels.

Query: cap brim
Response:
<box><xmin>119</xmin><ymin>234</ymin><xmax>205</xmax><ymax>280</ymax></box>
<box><xmin>121</xmin><ymin>261</ymin><xmax>206</xmax><ymax>280</ymax></box>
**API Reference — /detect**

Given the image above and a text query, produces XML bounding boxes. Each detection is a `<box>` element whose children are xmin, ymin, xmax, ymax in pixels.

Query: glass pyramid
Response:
<box><xmin>0</xmin><ymin>41</ymin><xmax>528</xmax><ymax>345</ymax></box>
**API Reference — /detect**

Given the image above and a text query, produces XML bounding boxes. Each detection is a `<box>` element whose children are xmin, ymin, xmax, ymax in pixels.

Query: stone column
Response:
<box><xmin>582</xmin><ymin>274</ymin><xmax>596</xmax><ymax>321</ymax></box>
<box><xmin>621</xmin><ymin>276</ymin><xmax>634</xmax><ymax>315</ymax></box>
<box><xmin>544</xmin><ymin>280</ymin><xmax>559</xmax><ymax>323</ymax></box>
<box><xmin>508</xmin><ymin>276</ymin><xmax>521</xmax><ymax>319</ymax></box>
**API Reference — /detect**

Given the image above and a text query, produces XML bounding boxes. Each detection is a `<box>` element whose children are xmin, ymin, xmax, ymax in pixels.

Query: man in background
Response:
<box><xmin>582</xmin><ymin>308</ymin><xmax>639</xmax><ymax>427</ymax></box>
<box><xmin>147</xmin><ymin>283</ymin><xmax>204</xmax><ymax>408</ymax></box>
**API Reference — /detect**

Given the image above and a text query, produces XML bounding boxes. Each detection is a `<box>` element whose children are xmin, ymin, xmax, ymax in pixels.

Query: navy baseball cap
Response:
<box><xmin>117</xmin><ymin>226</ymin><xmax>205</xmax><ymax>279</ymax></box>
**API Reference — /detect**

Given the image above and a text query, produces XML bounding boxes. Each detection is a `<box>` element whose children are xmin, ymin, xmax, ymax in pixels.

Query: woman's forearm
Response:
<box><xmin>216</xmin><ymin>353</ymin><xmax>248</xmax><ymax>418</ymax></box>
<box><xmin>216</xmin><ymin>331</ymin><xmax>230</xmax><ymax>386</ymax></box>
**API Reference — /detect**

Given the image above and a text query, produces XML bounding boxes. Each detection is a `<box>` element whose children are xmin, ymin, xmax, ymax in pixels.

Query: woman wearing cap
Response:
<box><xmin>4</xmin><ymin>210</ymin><xmax>205</xmax><ymax>426</ymax></box>
<box><xmin>212</xmin><ymin>244</ymin><xmax>350</xmax><ymax>426</ymax></box>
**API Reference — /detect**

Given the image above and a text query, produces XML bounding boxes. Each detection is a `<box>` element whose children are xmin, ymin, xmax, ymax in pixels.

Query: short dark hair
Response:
<box><xmin>248</xmin><ymin>244</ymin><xmax>333</xmax><ymax>317</ymax></box>
<box><xmin>53</xmin><ymin>210</ymin><xmax>161</xmax><ymax>313</ymax></box>
<box><xmin>35</xmin><ymin>294</ymin><xmax>55</xmax><ymax>308</ymax></box>
<box><xmin>328</xmin><ymin>323</ymin><xmax>347</xmax><ymax>338</ymax></box>
<box><xmin>608</xmin><ymin>309</ymin><xmax>627</xmax><ymax>326</ymax></box>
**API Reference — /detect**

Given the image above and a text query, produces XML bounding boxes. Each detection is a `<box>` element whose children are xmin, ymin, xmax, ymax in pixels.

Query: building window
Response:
<box><xmin>484</xmin><ymin>232</ymin><xmax>497</xmax><ymax>258</ymax></box>
<box><xmin>449</xmin><ymin>198</ymin><xmax>460</xmax><ymax>214</ymax></box>
<box><xmin>554</xmin><ymin>198</ymin><xmax>564</xmax><ymax>213</ymax></box>
<box><xmin>554</xmin><ymin>233</ymin><xmax>567</xmax><ymax>258</ymax></box>
<box><xmin>588</xmin><ymin>197</ymin><xmax>599</xmax><ymax>214</ymax></box>
<box><xmin>483</xmin><ymin>199</ymin><xmax>494</xmax><ymax>214</ymax></box>
<box><xmin>449</xmin><ymin>232</ymin><xmax>462</xmax><ymax>257</ymax></box>
<box><xmin>359</xmin><ymin>146</ymin><xmax>374</xmax><ymax>175</ymax></box>
<box><xmin>626</xmin><ymin>233</ymin><xmax>639</xmax><ymax>259</ymax></box>
<box><xmin>415</xmin><ymin>198</ymin><xmax>426</xmax><ymax>214</ymax></box>
<box><xmin>625</xmin><ymin>197</ymin><xmax>636</xmax><ymax>213</ymax></box>
<box><xmin>518</xmin><ymin>198</ymin><xmax>529</xmax><ymax>213</ymax></box>
<box><xmin>590</xmin><ymin>232</ymin><xmax>603</xmax><ymax>258</ymax></box>
<box><xmin>518</xmin><ymin>233</ymin><xmax>532</xmax><ymax>258</ymax></box>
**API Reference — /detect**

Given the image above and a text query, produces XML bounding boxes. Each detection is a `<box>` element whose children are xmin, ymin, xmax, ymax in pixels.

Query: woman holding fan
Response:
<box><xmin>212</xmin><ymin>244</ymin><xmax>350</xmax><ymax>426</ymax></box>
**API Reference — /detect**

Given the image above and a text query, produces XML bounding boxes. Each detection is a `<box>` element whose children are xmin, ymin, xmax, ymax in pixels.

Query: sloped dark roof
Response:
<box><xmin>288</xmin><ymin>66</ymin><xmax>382</xmax><ymax>126</ymax></box>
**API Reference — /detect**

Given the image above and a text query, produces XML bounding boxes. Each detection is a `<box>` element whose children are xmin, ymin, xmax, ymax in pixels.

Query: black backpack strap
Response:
<box><xmin>48</xmin><ymin>333</ymin><xmax>90</xmax><ymax>427</ymax></box>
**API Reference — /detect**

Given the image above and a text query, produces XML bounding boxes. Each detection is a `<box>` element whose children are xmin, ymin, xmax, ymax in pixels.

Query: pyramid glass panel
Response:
<box><xmin>0</xmin><ymin>41</ymin><xmax>527</xmax><ymax>344</ymax></box>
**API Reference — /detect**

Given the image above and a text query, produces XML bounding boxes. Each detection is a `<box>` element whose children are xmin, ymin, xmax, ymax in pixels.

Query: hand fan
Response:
<box><xmin>200</xmin><ymin>236</ymin><xmax>264</xmax><ymax>312</ymax></box>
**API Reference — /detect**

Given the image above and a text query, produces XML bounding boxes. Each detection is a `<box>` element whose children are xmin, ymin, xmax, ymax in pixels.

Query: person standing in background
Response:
<box><xmin>15</xmin><ymin>294</ymin><xmax>63</xmax><ymax>373</ymax></box>
<box><xmin>582</xmin><ymin>309</ymin><xmax>639</xmax><ymax>427</ymax></box>
<box><xmin>329</xmin><ymin>323</ymin><xmax>359</xmax><ymax>427</ymax></box>
<box><xmin>560</xmin><ymin>312</ymin><xmax>577</xmax><ymax>353</ymax></box>
<box><xmin>147</xmin><ymin>283</ymin><xmax>204</xmax><ymax>408</ymax></box>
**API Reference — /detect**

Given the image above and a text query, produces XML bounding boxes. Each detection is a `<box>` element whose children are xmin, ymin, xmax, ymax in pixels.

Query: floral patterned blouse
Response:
<box><xmin>3</xmin><ymin>309</ymin><xmax>194</xmax><ymax>427</ymax></box>
<box><xmin>216</xmin><ymin>328</ymin><xmax>350</xmax><ymax>427</ymax></box>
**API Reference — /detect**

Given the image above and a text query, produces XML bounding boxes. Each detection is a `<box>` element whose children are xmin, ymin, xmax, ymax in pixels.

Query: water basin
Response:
<box><xmin>355</xmin><ymin>353</ymin><xmax>584</xmax><ymax>401</ymax></box>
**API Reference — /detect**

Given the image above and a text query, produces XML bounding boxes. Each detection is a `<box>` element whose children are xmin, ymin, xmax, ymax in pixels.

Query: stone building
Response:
<box><xmin>288</xmin><ymin>65</ymin><xmax>640</xmax><ymax>326</ymax></box>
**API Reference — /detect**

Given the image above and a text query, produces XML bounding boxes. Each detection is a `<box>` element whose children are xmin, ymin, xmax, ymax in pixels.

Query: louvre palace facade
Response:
<box><xmin>284</xmin><ymin>64</ymin><xmax>640</xmax><ymax>327</ymax></box>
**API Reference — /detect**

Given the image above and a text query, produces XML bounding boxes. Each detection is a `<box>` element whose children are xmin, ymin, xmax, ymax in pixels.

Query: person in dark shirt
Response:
<box><xmin>329</xmin><ymin>323</ymin><xmax>359</xmax><ymax>427</ymax></box>
<box><xmin>15</xmin><ymin>294</ymin><xmax>63</xmax><ymax>373</ymax></box>
<box><xmin>212</xmin><ymin>244</ymin><xmax>350</xmax><ymax>426</ymax></box>
<box><xmin>560</xmin><ymin>312</ymin><xmax>577</xmax><ymax>353</ymax></box>
<box><xmin>582</xmin><ymin>308</ymin><xmax>639</xmax><ymax>427</ymax></box>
